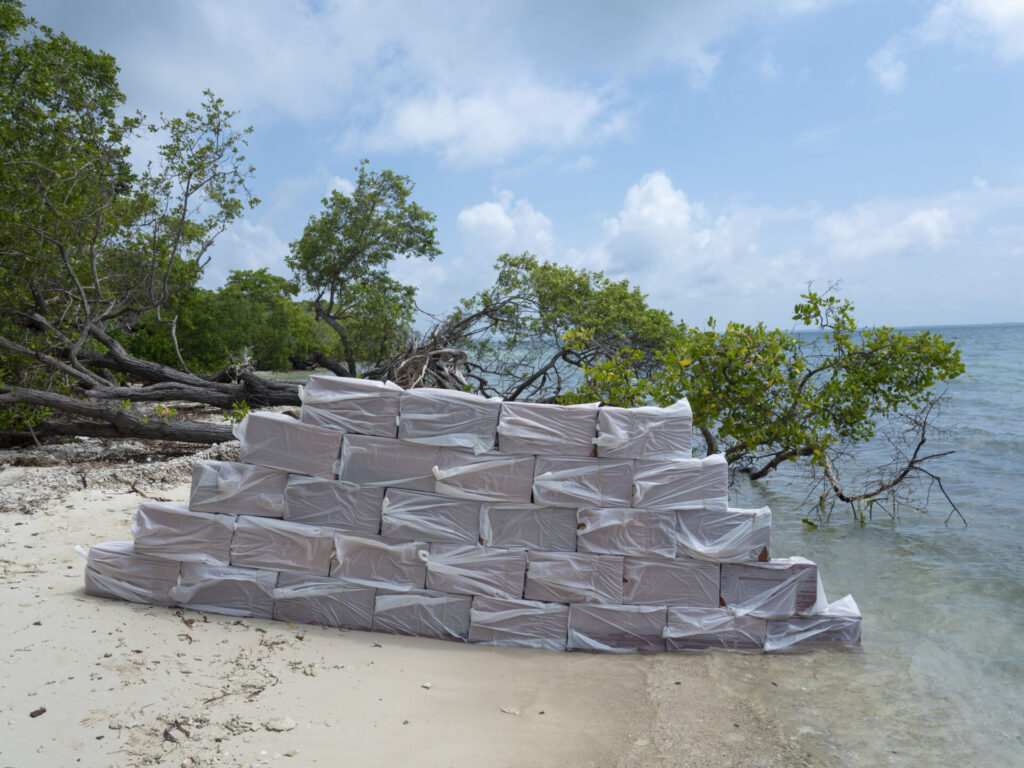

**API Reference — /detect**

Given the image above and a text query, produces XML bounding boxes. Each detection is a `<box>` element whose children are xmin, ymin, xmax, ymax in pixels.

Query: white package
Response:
<box><xmin>719</xmin><ymin>557</ymin><xmax>822</xmax><ymax>619</ymax></box>
<box><xmin>532</xmin><ymin>456</ymin><xmax>633</xmax><ymax>508</ymax></box>
<box><xmin>398</xmin><ymin>388</ymin><xmax>501</xmax><ymax>453</ymax></box>
<box><xmin>523</xmin><ymin>551</ymin><xmax>624</xmax><ymax>605</ymax></box>
<box><xmin>299</xmin><ymin>375</ymin><xmax>401</xmax><ymax>437</ymax></box>
<box><xmin>189</xmin><ymin>460</ymin><xmax>288</xmax><ymax>518</ymax></box>
<box><xmin>233</xmin><ymin>412</ymin><xmax>342</xmax><ymax>479</ymax></box>
<box><xmin>576</xmin><ymin>507</ymin><xmax>676</xmax><ymax>559</ymax></box>
<box><xmin>632</xmin><ymin>453</ymin><xmax>728</xmax><ymax>512</ymax></box>
<box><xmin>595</xmin><ymin>399</ymin><xmax>692</xmax><ymax>459</ymax></box>
<box><xmin>468</xmin><ymin>596</ymin><xmax>570</xmax><ymax>651</ymax></box>
<box><xmin>496</xmin><ymin>401</ymin><xmax>599</xmax><ymax>457</ymax></box>
<box><xmin>663</xmin><ymin>606</ymin><xmax>766</xmax><ymax>651</ymax></box>
<box><xmin>330</xmin><ymin>532</ymin><xmax>429</xmax><ymax>590</ymax></box>
<box><xmin>170</xmin><ymin>563</ymin><xmax>277</xmax><ymax>618</ymax></box>
<box><xmin>381</xmin><ymin>488</ymin><xmax>481</xmax><ymax>544</ymax></box>
<box><xmin>335</xmin><ymin>433</ymin><xmax>442</xmax><ymax>493</ymax></box>
<box><xmin>764</xmin><ymin>595</ymin><xmax>862</xmax><ymax>651</ymax></box>
<box><xmin>568</xmin><ymin>604</ymin><xmax>667</xmax><ymax>654</ymax></box>
<box><xmin>371</xmin><ymin>589</ymin><xmax>472</xmax><ymax>641</ymax></box>
<box><xmin>131</xmin><ymin>501</ymin><xmax>235</xmax><ymax>565</ymax></box>
<box><xmin>479</xmin><ymin>503</ymin><xmax>578</xmax><ymax>552</ymax></box>
<box><xmin>81</xmin><ymin>541</ymin><xmax>180</xmax><ymax>605</ymax></box>
<box><xmin>272</xmin><ymin>572</ymin><xmax>375</xmax><ymax>630</ymax></box>
<box><xmin>432</xmin><ymin>449</ymin><xmax>535</xmax><ymax>503</ymax></box>
<box><xmin>675</xmin><ymin>506</ymin><xmax>772</xmax><ymax>563</ymax></box>
<box><xmin>282</xmin><ymin>475</ymin><xmax>383</xmax><ymax>533</ymax></box>
<box><xmin>425</xmin><ymin>543</ymin><xmax>527</xmax><ymax>599</ymax></box>
<box><xmin>230</xmin><ymin>516</ymin><xmax>334</xmax><ymax>576</ymax></box>
<box><xmin>621</xmin><ymin>556</ymin><xmax>719</xmax><ymax>607</ymax></box>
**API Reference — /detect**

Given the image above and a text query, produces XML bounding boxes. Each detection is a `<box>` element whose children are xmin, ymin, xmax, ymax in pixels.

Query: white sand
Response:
<box><xmin>0</xmin><ymin>452</ymin><xmax>812</xmax><ymax>768</ymax></box>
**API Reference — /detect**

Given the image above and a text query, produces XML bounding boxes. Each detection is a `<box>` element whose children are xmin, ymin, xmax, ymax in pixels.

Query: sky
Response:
<box><xmin>24</xmin><ymin>0</ymin><xmax>1024</xmax><ymax>328</ymax></box>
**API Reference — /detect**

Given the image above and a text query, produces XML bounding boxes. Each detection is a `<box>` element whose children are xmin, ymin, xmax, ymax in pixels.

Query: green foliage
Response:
<box><xmin>287</xmin><ymin>160</ymin><xmax>439</xmax><ymax>374</ymax></box>
<box><xmin>222</xmin><ymin>400</ymin><xmax>250</xmax><ymax>425</ymax></box>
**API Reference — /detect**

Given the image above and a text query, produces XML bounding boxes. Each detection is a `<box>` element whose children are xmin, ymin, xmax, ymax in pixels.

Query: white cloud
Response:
<box><xmin>328</xmin><ymin>176</ymin><xmax>355</xmax><ymax>196</ymax></box>
<box><xmin>867</xmin><ymin>47</ymin><xmax>908</xmax><ymax>92</ymax></box>
<box><xmin>457</xmin><ymin>191</ymin><xmax>556</xmax><ymax>259</ymax></box>
<box><xmin>202</xmin><ymin>221</ymin><xmax>290</xmax><ymax>288</ymax></box>
<box><xmin>813</xmin><ymin>205</ymin><xmax>956</xmax><ymax>260</ymax></box>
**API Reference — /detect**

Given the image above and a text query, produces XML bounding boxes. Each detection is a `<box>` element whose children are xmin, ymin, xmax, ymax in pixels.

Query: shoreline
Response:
<box><xmin>1</xmin><ymin>447</ymin><xmax>814</xmax><ymax>768</ymax></box>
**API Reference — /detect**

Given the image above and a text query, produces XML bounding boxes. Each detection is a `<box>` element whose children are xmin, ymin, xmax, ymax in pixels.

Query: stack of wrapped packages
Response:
<box><xmin>80</xmin><ymin>377</ymin><xmax>862</xmax><ymax>653</ymax></box>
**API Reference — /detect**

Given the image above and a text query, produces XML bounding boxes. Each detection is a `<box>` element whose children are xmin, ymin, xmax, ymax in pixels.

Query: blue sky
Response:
<box><xmin>26</xmin><ymin>0</ymin><xmax>1024</xmax><ymax>327</ymax></box>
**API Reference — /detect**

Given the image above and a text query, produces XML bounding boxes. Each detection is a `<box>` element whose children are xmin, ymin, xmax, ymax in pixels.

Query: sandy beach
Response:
<box><xmin>0</xmin><ymin>442</ymin><xmax>820</xmax><ymax>768</ymax></box>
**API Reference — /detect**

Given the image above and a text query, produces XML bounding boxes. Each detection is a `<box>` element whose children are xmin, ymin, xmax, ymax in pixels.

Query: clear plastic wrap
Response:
<box><xmin>371</xmin><ymin>589</ymin><xmax>472</xmax><ymax>641</ymax></box>
<box><xmin>576</xmin><ymin>507</ymin><xmax>676</xmax><ymax>559</ymax></box>
<box><xmin>468</xmin><ymin>595</ymin><xmax>570</xmax><ymax>651</ymax></box>
<box><xmin>229</xmin><ymin>516</ymin><xmax>334</xmax><ymax>576</ymax></box>
<box><xmin>496</xmin><ymin>401</ymin><xmax>599</xmax><ymax>457</ymax></box>
<box><xmin>272</xmin><ymin>572</ymin><xmax>375</xmax><ymax>630</ymax></box>
<box><xmin>621</xmin><ymin>556</ymin><xmax>719</xmax><ymax>607</ymax></box>
<box><xmin>432</xmin><ymin>449</ymin><xmax>535</xmax><ymax>503</ymax></box>
<box><xmin>131</xmin><ymin>502</ymin><xmax>235</xmax><ymax>565</ymax></box>
<box><xmin>479</xmin><ymin>503</ymin><xmax>578</xmax><ymax>552</ymax></box>
<box><xmin>719</xmin><ymin>557</ymin><xmax>822</xmax><ymax>619</ymax></box>
<box><xmin>764</xmin><ymin>595</ymin><xmax>862</xmax><ymax>652</ymax></box>
<box><xmin>299</xmin><ymin>375</ymin><xmax>401</xmax><ymax>437</ymax></box>
<box><xmin>631</xmin><ymin>453</ymin><xmax>728</xmax><ymax>512</ymax></box>
<box><xmin>282</xmin><ymin>475</ymin><xmax>383</xmax><ymax>533</ymax></box>
<box><xmin>398</xmin><ymin>388</ymin><xmax>501</xmax><ymax>453</ymax></box>
<box><xmin>425</xmin><ymin>543</ymin><xmax>527</xmax><ymax>599</ymax></box>
<box><xmin>523</xmin><ymin>551</ymin><xmax>624</xmax><ymax>605</ymax></box>
<box><xmin>595</xmin><ymin>399</ymin><xmax>692</xmax><ymax>459</ymax></box>
<box><xmin>335</xmin><ymin>433</ymin><xmax>442</xmax><ymax>492</ymax></box>
<box><xmin>80</xmin><ymin>541</ymin><xmax>180</xmax><ymax>606</ymax></box>
<box><xmin>663</xmin><ymin>606</ymin><xmax>766</xmax><ymax>651</ymax></box>
<box><xmin>233</xmin><ymin>412</ymin><xmax>343</xmax><ymax>479</ymax></box>
<box><xmin>532</xmin><ymin>456</ymin><xmax>633</xmax><ymax>508</ymax></box>
<box><xmin>188</xmin><ymin>460</ymin><xmax>288</xmax><ymax>518</ymax></box>
<box><xmin>330</xmin><ymin>532</ymin><xmax>429</xmax><ymax>590</ymax></box>
<box><xmin>170</xmin><ymin>563</ymin><xmax>277</xmax><ymax>618</ymax></box>
<box><xmin>381</xmin><ymin>488</ymin><xmax>481</xmax><ymax>544</ymax></box>
<box><xmin>674</xmin><ymin>506</ymin><xmax>772</xmax><ymax>563</ymax></box>
<box><xmin>567</xmin><ymin>604</ymin><xmax>667</xmax><ymax>654</ymax></box>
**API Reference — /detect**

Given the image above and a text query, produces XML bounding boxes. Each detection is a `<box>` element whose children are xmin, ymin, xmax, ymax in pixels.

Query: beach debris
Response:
<box><xmin>421</xmin><ymin>682</ymin><xmax>433</xmax><ymax>689</ymax></box>
<box><xmin>500</xmin><ymin>706</ymin><xmax>519</xmax><ymax>716</ymax></box>
<box><xmin>29</xmin><ymin>707</ymin><xmax>46</xmax><ymax>718</ymax></box>
<box><xmin>265</xmin><ymin>717</ymin><xmax>296</xmax><ymax>732</ymax></box>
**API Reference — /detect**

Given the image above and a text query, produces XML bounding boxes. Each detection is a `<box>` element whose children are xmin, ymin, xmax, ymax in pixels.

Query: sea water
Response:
<box><xmin>729</xmin><ymin>323</ymin><xmax>1024</xmax><ymax>766</ymax></box>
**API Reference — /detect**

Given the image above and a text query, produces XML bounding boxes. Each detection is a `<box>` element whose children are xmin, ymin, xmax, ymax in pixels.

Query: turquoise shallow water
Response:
<box><xmin>730</xmin><ymin>323</ymin><xmax>1024</xmax><ymax>766</ymax></box>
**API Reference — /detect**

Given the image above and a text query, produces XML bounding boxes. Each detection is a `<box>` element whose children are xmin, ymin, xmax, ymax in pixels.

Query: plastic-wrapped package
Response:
<box><xmin>233</xmin><ymin>412</ymin><xmax>342</xmax><ymax>479</ymax></box>
<box><xmin>568</xmin><ymin>604</ymin><xmax>667</xmax><ymax>654</ymax></box>
<box><xmin>398</xmin><ymin>388</ymin><xmax>501</xmax><ymax>453</ymax></box>
<box><xmin>425</xmin><ymin>543</ymin><xmax>527</xmax><ymax>599</ymax></box>
<box><xmin>675</xmin><ymin>506</ymin><xmax>772</xmax><ymax>563</ymax></box>
<box><xmin>131</xmin><ymin>502</ymin><xmax>235</xmax><ymax>565</ymax></box>
<box><xmin>663</xmin><ymin>606</ymin><xmax>766</xmax><ymax>651</ymax></box>
<box><xmin>170</xmin><ymin>563</ymin><xmax>277</xmax><ymax>618</ymax></box>
<box><xmin>523</xmin><ymin>551</ymin><xmax>624</xmax><ymax>604</ymax></box>
<box><xmin>80</xmin><ymin>541</ymin><xmax>180</xmax><ymax>605</ymax></box>
<box><xmin>330</xmin><ymin>532</ymin><xmax>429</xmax><ymax>590</ymax></box>
<box><xmin>532</xmin><ymin>456</ymin><xmax>633</xmax><ymax>508</ymax></box>
<box><xmin>479</xmin><ymin>503</ymin><xmax>577</xmax><ymax>552</ymax></box>
<box><xmin>371</xmin><ymin>589</ymin><xmax>472</xmax><ymax>641</ymax></box>
<box><xmin>621</xmin><ymin>556</ymin><xmax>719</xmax><ymax>607</ymax></box>
<box><xmin>432</xmin><ymin>449</ymin><xmax>535</xmax><ymax>503</ymax></box>
<box><xmin>632</xmin><ymin>454</ymin><xmax>728</xmax><ymax>512</ymax></box>
<box><xmin>335</xmin><ymin>433</ymin><xmax>442</xmax><ymax>493</ymax></box>
<box><xmin>719</xmin><ymin>557</ymin><xmax>822</xmax><ymax>619</ymax></box>
<box><xmin>189</xmin><ymin>460</ymin><xmax>288</xmax><ymax>518</ymax></box>
<box><xmin>381</xmin><ymin>488</ymin><xmax>481</xmax><ymax>544</ymax></box>
<box><xmin>468</xmin><ymin>596</ymin><xmax>570</xmax><ymax>651</ymax></box>
<box><xmin>282</xmin><ymin>475</ymin><xmax>383</xmax><ymax>533</ymax></box>
<box><xmin>576</xmin><ymin>507</ymin><xmax>676</xmax><ymax>559</ymax></box>
<box><xmin>272</xmin><ymin>572</ymin><xmax>375</xmax><ymax>630</ymax></box>
<box><xmin>229</xmin><ymin>516</ymin><xmax>334</xmax><ymax>576</ymax></box>
<box><xmin>299</xmin><ymin>375</ymin><xmax>401</xmax><ymax>437</ymax></box>
<box><xmin>765</xmin><ymin>595</ymin><xmax>862</xmax><ymax>651</ymax></box>
<box><xmin>595</xmin><ymin>399</ymin><xmax>692</xmax><ymax>459</ymax></box>
<box><xmin>496</xmin><ymin>401</ymin><xmax>599</xmax><ymax>457</ymax></box>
